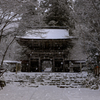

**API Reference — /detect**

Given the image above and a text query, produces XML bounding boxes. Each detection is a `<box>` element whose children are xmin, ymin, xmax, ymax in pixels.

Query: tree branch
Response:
<box><xmin>0</xmin><ymin>13</ymin><xmax>18</xmax><ymax>42</ymax></box>
<box><xmin>0</xmin><ymin>37</ymin><xmax>16</xmax><ymax>67</ymax></box>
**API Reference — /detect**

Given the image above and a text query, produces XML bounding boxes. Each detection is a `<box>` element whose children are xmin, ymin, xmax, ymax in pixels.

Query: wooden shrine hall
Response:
<box><xmin>16</xmin><ymin>26</ymin><xmax>77</xmax><ymax>72</ymax></box>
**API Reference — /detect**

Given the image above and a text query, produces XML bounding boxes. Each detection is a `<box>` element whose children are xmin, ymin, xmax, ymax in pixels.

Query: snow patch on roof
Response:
<box><xmin>22</xmin><ymin>29</ymin><xmax>70</xmax><ymax>39</ymax></box>
<box><xmin>3</xmin><ymin>60</ymin><xmax>21</xmax><ymax>64</ymax></box>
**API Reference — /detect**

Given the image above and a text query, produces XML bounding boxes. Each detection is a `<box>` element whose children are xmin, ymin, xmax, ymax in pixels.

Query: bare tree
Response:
<box><xmin>0</xmin><ymin>0</ymin><xmax>39</xmax><ymax>68</ymax></box>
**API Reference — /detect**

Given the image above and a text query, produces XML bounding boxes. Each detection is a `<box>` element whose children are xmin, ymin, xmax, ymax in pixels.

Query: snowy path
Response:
<box><xmin>0</xmin><ymin>84</ymin><xmax>100</xmax><ymax>100</ymax></box>
<box><xmin>30</xmin><ymin>86</ymin><xmax>100</xmax><ymax>100</ymax></box>
<box><xmin>0</xmin><ymin>84</ymin><xmax>36</xmax><ymax>100</ymax></box>
<box><xmin>30</xmin><ymin>86</ymin><xmax>69</xmax><ymax>100</ymax></box>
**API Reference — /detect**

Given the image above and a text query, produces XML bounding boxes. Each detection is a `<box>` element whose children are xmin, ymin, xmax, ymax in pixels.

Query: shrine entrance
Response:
<box><xmin>30</xmin><ymin>59</ymin><xmax>39</xmax><ymax>72</ymax></box>
<box><xmin>16</xmin><ymin>27</ymin><xmax>74</xmax><ymax>72</ymax></box>
<box><xmin>55</xmin><ymin>59</ymin><xmax>63</xmax><ymax>72</ymax></box>
<box><xmin>42</xmin><ymin>60</ymin><xmax>52</xmax><ymax>72</ymax></box>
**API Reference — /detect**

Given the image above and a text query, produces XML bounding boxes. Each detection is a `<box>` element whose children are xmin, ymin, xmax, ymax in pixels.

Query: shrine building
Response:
<box><xmin>16</xmin><ymin>26</ymin><xmax>86</xmax><ymax>72</ymax></box>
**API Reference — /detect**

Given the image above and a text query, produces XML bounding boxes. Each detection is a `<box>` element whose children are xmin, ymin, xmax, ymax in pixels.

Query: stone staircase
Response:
<box><xmin>3</xmin><ymin>72</ymin><xmax>100</xmax><ymax>89</ymax></box>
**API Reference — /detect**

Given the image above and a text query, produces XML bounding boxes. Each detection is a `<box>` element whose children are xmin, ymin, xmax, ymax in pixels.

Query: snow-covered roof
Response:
<box><xmin>17</xmin><ymin>29</ymin><xmax>74</xmax><ymax>39</ymax></box>
<box><xmin>3</xmin><ymin>60</ymin><xmax>21</xmax><ymax>64</ymax></box>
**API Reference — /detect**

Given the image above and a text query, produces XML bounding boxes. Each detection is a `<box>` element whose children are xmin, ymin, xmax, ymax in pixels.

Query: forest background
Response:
<box><xmin>0</xmin><ymin>0</ymin><xmax>100</xmax><ymax>67</ymax></box>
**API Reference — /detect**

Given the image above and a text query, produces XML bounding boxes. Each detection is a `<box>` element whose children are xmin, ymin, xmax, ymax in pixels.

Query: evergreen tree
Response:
<box><xmin>19</xmin><ymin>0</ymin><xmax>45</xmax><ymax>30</ymax></box>
<box><xmin>41</xmin><ymin>0</ymin><xmax>74</xmax><ymax>29</ymax></box>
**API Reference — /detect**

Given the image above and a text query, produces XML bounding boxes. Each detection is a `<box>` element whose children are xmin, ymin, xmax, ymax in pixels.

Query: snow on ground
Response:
<box><xmin>0</xmin><ymin>84</ymin><xmax>100</xmax><ymax>100</ymax></box>
<box><xmin>0</xmin><ymin>72</ymin><xmax>100</xmax><ymax>100</ymax></box>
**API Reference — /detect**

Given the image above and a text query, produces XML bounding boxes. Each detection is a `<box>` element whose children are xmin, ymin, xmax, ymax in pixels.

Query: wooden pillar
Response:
<box><xmin>39</xmin><ymin>57</ymin><xmax>41</xmax><ymax>72</ymax></box>
<box><xmin>80</xmin><ymin>62</ymin><xmax>82</xmax><ymax>72</ymax></box>
<box><xmin>95</xmin><ymin>66</ymin><xmax>99</xmax><ymax>76</ymax></box>
<box><xmin>28</xmin><ymin>57</ymin><xmax>31</xmax><ymax>72</ymax></box>
<box><xmin>63</xmin><ymin>58</ymin><xmax>65</xmax><ymax>72</ymax></box>
<box><xmin>69</xmin><ymin>61</ymin><xmax>73</xmax><ymax>73</ymax></box>
<box><xmin>16</xmin><ymin>63</ymin><xmax>18</xmax><ymax>74</ymax></box>
<box><xmin>52</xmin><ymin>57</ymin><xmax>55</xmax><ymax>72</ymax></box>
<box><xmin>97</xmin><ymin>66</ymin><xmax>99</xmax><ymax>76</ymax></box>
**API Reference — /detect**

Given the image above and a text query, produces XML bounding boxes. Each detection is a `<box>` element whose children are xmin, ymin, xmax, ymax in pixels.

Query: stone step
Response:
<box><xmin>4</xmin><ymin>72</ymin><xmax>89</xmax><ymax>88</ymax></box>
